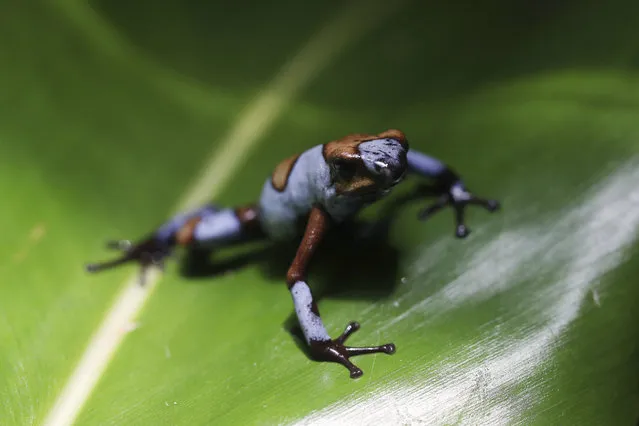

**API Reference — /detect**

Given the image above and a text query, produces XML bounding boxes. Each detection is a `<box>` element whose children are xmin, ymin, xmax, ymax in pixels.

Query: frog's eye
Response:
<box><xmin>332</xmin><ymin>159</ymin><xmax>357</xmax><ymax>181</ymax></box>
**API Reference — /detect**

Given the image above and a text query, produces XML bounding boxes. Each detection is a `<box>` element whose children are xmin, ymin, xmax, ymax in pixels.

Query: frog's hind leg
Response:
<box><xmin>85</xmin><ymin>203</ymin><xmax>266</xmax><ymax>283</ymax></box>
<box><xmin>175</xmin><ymin>204</ymin><xmax>268</xmax><ymax>277</ymax></box>
<box><xmin>164</xmin><ymin>203</ymin><xmax>265</xmax><ymax>249</ymax></box>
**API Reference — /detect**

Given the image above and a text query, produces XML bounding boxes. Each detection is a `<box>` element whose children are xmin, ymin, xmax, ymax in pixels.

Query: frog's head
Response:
<box><xmin>323</xmin><ymin>129</ymin><xmax>409</xmax><ymax>200</ymax></box>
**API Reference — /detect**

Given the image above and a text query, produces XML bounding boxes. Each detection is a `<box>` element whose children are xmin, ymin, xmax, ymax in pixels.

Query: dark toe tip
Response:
<box><xmin>85</xmin><ymin>264</ymin><xmax>98</xmax><ymax>273</ymax></box>
<box><xmin>350</xmin><ymin>368</ymin><xmax>364</xmax><ymax>379</ymax></box>
<box><xmin>487</xmin><ymin>200</ymin><xmax>501</xmax><ymax>211</ymax></box>
<box><xmin>456</xmin><ymin>225</ymin><xmax>470</xmax><ymax>239</ymax></box>
<box><xmin>350</xmin><ymin>321</ymin><xmax>361</xmax><ymax>330</ymax></box>
<box><xmin>384</xmin><ymin>343</ymin><xmax>397</xmax><ymax>354</ymax></box>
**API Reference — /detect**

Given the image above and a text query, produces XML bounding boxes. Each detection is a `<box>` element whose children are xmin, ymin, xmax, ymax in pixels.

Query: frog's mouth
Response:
<box><xmin>353</xmin><ymin>185</ymin><xmax>393</xmax><ymax>202</ymax></box>
<box><xmin>335</xmin><ymin>167</ymin><xmax>404</xmax><ymax>201</ymax></box>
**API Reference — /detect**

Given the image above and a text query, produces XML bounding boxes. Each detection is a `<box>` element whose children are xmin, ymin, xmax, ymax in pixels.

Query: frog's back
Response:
<box><xmin>258</xmin><ymin>144</ymin><xmax>329</xmax><ymax>240</ymax></box>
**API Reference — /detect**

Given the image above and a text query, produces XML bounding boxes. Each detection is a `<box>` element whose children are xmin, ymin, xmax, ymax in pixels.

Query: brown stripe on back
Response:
<box><xmin>271</xmin><ymin>153</ymin><xmax>301</xmax><ymax>192</ymax></box>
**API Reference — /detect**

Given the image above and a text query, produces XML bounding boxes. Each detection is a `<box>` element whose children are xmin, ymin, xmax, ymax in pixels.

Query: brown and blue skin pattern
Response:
<box><xmin>85</xmin><ymin>129</ymin><xmax>500</xmax><ymax>378</ymax></box>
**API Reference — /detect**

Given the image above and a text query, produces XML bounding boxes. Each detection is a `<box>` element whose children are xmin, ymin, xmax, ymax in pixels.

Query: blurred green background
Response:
<box><xmin>1</xmin><ymin>0</ymin><xmax>638</xmax><ymax>424</ymax></box>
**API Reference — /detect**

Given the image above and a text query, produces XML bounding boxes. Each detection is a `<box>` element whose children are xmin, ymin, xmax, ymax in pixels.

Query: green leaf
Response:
<box><xmin>2</xmin><ymin>0</ymin><xmax>639</xmax><ymax>425</ymax></box>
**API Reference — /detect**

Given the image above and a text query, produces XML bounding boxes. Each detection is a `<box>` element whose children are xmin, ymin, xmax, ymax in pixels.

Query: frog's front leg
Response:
<box><xmin>287</xmin><ymin>206</ymin><xmax>396</xmax><ymax>378</ymax></box>
<box><xmin>407</xmin><ymin>149</ymin><xmax>501</xmax><ymax>238</ymax></box>
<box><xmin>85</xmin><ymin>203</ymin><xmax>265</xmax><ymax>284</ymax></box>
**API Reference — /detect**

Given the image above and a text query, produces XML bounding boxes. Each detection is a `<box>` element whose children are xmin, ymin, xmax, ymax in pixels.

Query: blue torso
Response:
<box><xmin>257</xmin><ymin>144</ymin><xmax>367</xmax><ymax>240</ymax></box>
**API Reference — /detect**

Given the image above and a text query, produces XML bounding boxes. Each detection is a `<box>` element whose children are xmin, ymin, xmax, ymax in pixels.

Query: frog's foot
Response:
<box><xmin>309</xmin><ymin>322</ymin><xmax>396</xmax><ymax>378</ymax></box>
<box><xmin>416</xmin><ymin>183</ymin><xmax>501</xmax><ymax>238</ymax></box>
<box><xmin>85</xmin><ymin>236</ymin><xmax>172</xmax><ymax>285</ymax></box>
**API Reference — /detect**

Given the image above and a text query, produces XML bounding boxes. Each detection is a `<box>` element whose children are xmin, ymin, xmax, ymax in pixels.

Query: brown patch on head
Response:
<box><xmin>378</xmin><ymin>129</ymin><xmax>409</xmax><ymax>149</ymax></box>
<box><xmin>322</xmin><ymin>130</ymin><xmax>408</xmax><ymax>162</ymax></box>
<box><xmin>322</xmin><ymin>130</ymin><xmax>408</xmax><ymax>195</ymax></box>
<box><xmin>322</xmin><ymin>133</ymin><xmax>378</xmax><ymax>162</ymax></box>
<box><xmin>322</xmin><ymin>133</ymin><xmax>382</xmax><ymax>194</ymax></box>
<box><xmin>271</xmin><ymin>153</ymin><xmax>301</xmax><ymax>192</ymax></box>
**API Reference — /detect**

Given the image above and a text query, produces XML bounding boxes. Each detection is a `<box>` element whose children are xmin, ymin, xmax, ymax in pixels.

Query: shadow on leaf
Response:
<box><xmin>176</xmin><ymin>188</ymin><xmax>432</xmax><ymax>358</ymax></box>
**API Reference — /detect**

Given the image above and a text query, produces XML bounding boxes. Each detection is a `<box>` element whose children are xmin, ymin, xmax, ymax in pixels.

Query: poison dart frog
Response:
<box><xmin>86</xmin><ymin>129</ymin><xmax>500</xmax><ymax>378</ymax></box>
